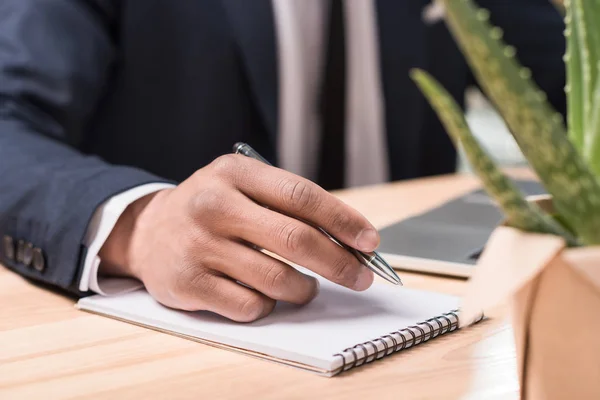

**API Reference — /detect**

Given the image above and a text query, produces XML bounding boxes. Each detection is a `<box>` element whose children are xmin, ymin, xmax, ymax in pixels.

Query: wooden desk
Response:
<box><xmin>0</xmin><ymin>171</ymin><xmax>530</xmax><ymax>399</ymax></box>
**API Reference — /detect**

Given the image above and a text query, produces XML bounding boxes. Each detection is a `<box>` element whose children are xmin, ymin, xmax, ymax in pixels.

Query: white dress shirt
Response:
<box><xmin>79</xmin><ymin>0</ymin><xmax>388</xmax><ymax>295</ymax></box>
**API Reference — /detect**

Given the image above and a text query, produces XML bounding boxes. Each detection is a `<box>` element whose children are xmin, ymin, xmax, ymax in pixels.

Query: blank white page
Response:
<box><xmin>77</xmin><ymin>274</ymin><xmax>459</xmax><ymax>374</ymax></box>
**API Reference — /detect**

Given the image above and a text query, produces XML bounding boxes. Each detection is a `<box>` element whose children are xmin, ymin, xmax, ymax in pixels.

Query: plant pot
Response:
<box><xmin>460</xmin><ymin>195</ymin><xmax>600</xmax><ymax>399</ymax></box>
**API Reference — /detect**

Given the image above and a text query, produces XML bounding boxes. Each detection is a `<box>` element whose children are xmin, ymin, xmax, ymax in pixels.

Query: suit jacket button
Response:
<box><xmin>23</xmin><ymin>242</ymin><xmax>34</xmax><ymax>266</ymax></box>
<box><xmin>3</xmin><ymin>235</ymin><xmax>15</xmax><ymax>261</ymax></box>
<box><xmin>32</xmin><ymin>248</ymin><xmax>45</xmax><ymax>272</ymax></box>
<box><xmin>16</xmin><ymin>240</ymin><xmax>25</xmax><ymax>264</ymax></box>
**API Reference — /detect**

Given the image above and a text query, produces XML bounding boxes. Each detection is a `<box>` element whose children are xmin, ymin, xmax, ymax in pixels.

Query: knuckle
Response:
<box><xmin>327</xmin><ymin>209</ymin><xmax>354</xmax><ymax>233</ymax></box>
<box><xmin>278</xmin><ymin>222</ymin><xmax>312</xmax><ymax>255</ymax></box>
<box><xmin>192</xmin><ymin>272</ymin><xmax>219</xmax><ymax>297</ymax></box>
<box><xmin>172</xmin><ymin>267</ymin><xmax>192</xmax><ymax>297</ymax></box>
<box><xmin>238</xmin><ymin>294</ymin><xmax>265</xmax><ymax>322</ymax></box>
<box><xmin>189</xmin><ymin>182</ymin><xmax>229</xmax><ymax>216</ymax></box>
<box><xmin>173</xmin><ymin>267</ymin><xmax>214</xmax><ymax>304</ymax></box>
<box><xmin>263</xmin><ymin>265</ymin><xmax>289</xmax><ymax>295</ymax></box>
<box><xmin>330</xmin><ymin>255</ymin><xmax>358</xmax><ymax>287</ymax></box>
<box><xmin>185</xmin><ymin>229</ymin><xmax>219</xmax><ymax>255</ymax></box>
<box><xmin>209</xmin><ymin>154</ymin><xmax>240</xmax><ymax>178</ymax></box>
<box><xmin>278</xmin><ymin>178</ymin><xmax>318</xmax><ymax>213</ymax></box>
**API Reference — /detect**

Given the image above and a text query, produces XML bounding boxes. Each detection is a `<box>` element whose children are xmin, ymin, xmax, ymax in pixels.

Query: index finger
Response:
<box><xmin>209</xmin><ymin>154</ymin><xmax>380</xmax><ymax>252</ymax></box>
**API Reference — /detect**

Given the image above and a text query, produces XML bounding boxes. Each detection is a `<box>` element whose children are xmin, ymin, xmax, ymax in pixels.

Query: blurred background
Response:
<box><xmin>460</xmin><ymin>88</ymin><xmax>526</xmax><ymax>174</ymax></box>
<box><xmin>458</xmin><ymin>0</ymin><xmax>564</xmax><ymax>175</ymax></box>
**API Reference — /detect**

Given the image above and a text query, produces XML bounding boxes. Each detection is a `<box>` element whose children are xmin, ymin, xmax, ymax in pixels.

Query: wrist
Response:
<box><xmin>98</xmin><ymin>190</ymin><xmax>164</xmax><ymax>279</ymax></box>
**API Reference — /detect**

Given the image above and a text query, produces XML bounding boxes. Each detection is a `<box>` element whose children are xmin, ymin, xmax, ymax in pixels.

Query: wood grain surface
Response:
<box><xmin>0</xmin><ymin>170</ymin><xmax>534</xmax><ymax>399</ymax></box>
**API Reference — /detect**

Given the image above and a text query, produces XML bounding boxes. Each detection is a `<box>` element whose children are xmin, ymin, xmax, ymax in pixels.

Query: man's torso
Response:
<box><xmin>81</xmin><ymin>0</ymin><xmax>278</xmax><ymax>183</ymax></box>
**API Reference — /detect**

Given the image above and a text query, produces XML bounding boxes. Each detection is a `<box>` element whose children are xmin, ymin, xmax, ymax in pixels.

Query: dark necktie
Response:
<box><xmin>317</xmin><ymin>0</ymin><xmax>346</xmax><ymax>191</ymax></box>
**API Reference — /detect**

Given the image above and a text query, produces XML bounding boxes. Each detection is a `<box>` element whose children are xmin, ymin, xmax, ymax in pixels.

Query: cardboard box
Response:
<box><xmin>460</xmin><ymin>196</ymin><xmax>600</xmax><ymax>399</ymax></box>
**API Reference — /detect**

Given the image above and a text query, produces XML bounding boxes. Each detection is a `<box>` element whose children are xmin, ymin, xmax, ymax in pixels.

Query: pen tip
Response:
<box><xmin>372</xmin><ymin>252</ymin><xmax>403</xmax><ymax>286</ymax></box>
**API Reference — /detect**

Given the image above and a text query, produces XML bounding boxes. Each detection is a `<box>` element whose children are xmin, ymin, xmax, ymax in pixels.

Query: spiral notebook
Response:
<box><xmin>77</xmin><ymin>272</ymin><xmax>483</xmax><ymax>377</ymax></box>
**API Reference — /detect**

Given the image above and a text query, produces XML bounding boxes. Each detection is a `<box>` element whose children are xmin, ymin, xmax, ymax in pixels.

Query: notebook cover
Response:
<box><xmin>76</xmin><ymin>275</ymin><xmax>480</xmax><ymax>377</ymax></box>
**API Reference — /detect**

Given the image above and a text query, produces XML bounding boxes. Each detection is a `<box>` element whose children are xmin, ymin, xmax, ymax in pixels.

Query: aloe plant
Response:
<box><xmin>411</xmin><ymin>70</ymin><xmax>578</xmax><ymax>246</ymax></box>
<box><xmin>410</xmin><ymin>0</ymin><xmax>600</xmax><ymax>247</ymax></box>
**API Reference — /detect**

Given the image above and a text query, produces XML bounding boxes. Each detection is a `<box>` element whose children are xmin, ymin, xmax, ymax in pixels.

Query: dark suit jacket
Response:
<box><xmin>0</xmin><ymin>0</ymin><xmax>565</xmax><ymax>296</ymax></box>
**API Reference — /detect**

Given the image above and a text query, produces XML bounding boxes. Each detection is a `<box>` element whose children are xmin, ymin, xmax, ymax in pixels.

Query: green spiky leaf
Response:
<box><xmin>587</xmin><ymin>75</ymin><xmax>600</xmax><ymax>176</ymax></box>
<box><xmin>576</xmin><ymin>0</ymin><xmax>600</xmax><ymax>175</ymax></box>
<box><xmin>565</xmin><ymin>0</ymin><xmax>585</xmax><ymax>151</ymax></box>
<box><xmin>550</xmin><ymin>213</ymin><xmax>577</xmax><ymax>237</ymax></box>
<box><xmin>440</xmin><ymin>0</ymin><xmax>600</xmax><ymax>246</ymax></box>
<box><xmin>572</xmin><ymin>0</ymin><xmax>600</xmax><ymax>137</ymax></box>
<box><xmin>411</xmin><ymin>69</ymin><xmax>578</xmax><ymax>246</ymax></box>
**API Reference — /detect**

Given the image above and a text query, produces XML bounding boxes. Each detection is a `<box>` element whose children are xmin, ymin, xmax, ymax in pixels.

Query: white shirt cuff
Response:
<box><xmin>78</xmin><ymin>182</ymin><xmax>176</xmax><ymax>295</ymax></box>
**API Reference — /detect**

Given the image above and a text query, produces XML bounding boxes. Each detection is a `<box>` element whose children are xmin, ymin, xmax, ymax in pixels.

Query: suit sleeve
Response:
<box><xmin>81</xmin><ymin>183</ymin><xmax>175</xmax><ymax>295</ymax></box>
<box><xmin>0</xmin><ymin>0</ymin><xmax>173</xmax><ymax>296</ymax></box>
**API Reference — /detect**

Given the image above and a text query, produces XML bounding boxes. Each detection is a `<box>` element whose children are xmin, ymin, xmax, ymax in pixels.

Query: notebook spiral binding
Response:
<box><xmin>331</xmin><ymin>309</ymin><xmax>480</xmax><ymax>375</ymax></box>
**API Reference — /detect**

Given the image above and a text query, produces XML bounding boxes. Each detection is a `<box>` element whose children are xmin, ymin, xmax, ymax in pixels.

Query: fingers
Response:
<box><xmin>216</xmin><ymin>242</ymin><xmax>320</xmax><ymax>305</ymax></box>
<box><xmin>180</xmin><ymin>272</ymin><xmax>276</xmax><ymax>323</ymax></box>
<box><xmin>206</xmin><ymin>154</ymin><xmax>380</xmax><ymax>252</ymax></box>
<box><xmin>233</xmin><ymin>202</ymin><xmax>374</xmax><ymax>291</ymax></box>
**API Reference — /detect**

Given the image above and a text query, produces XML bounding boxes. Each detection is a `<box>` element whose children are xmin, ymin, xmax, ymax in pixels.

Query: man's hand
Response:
<box><xmin>99</xmin><ymin>154</ymin><xmax>380</xmax><ymax>322</ymax></box>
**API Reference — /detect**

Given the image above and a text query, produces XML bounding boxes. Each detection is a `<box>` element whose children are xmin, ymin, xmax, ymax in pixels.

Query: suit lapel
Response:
<box><xmin>222</xmin><ymin>0</ymin><xmax>279</xmax><ymax>147</ymax></box>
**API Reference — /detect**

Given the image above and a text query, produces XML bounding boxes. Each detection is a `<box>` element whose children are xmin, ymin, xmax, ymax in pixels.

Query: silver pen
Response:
<box><xmin>233</xmin><ymin>142</ymin><xmax>402</xmax><ymax>286</ymax></box>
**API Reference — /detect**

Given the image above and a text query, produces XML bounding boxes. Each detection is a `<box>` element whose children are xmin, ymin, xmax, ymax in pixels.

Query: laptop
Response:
<box><xmin>377</xmin><ymin>180</ymin><xmax>546</xmax><ymax>278</ymax></box>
